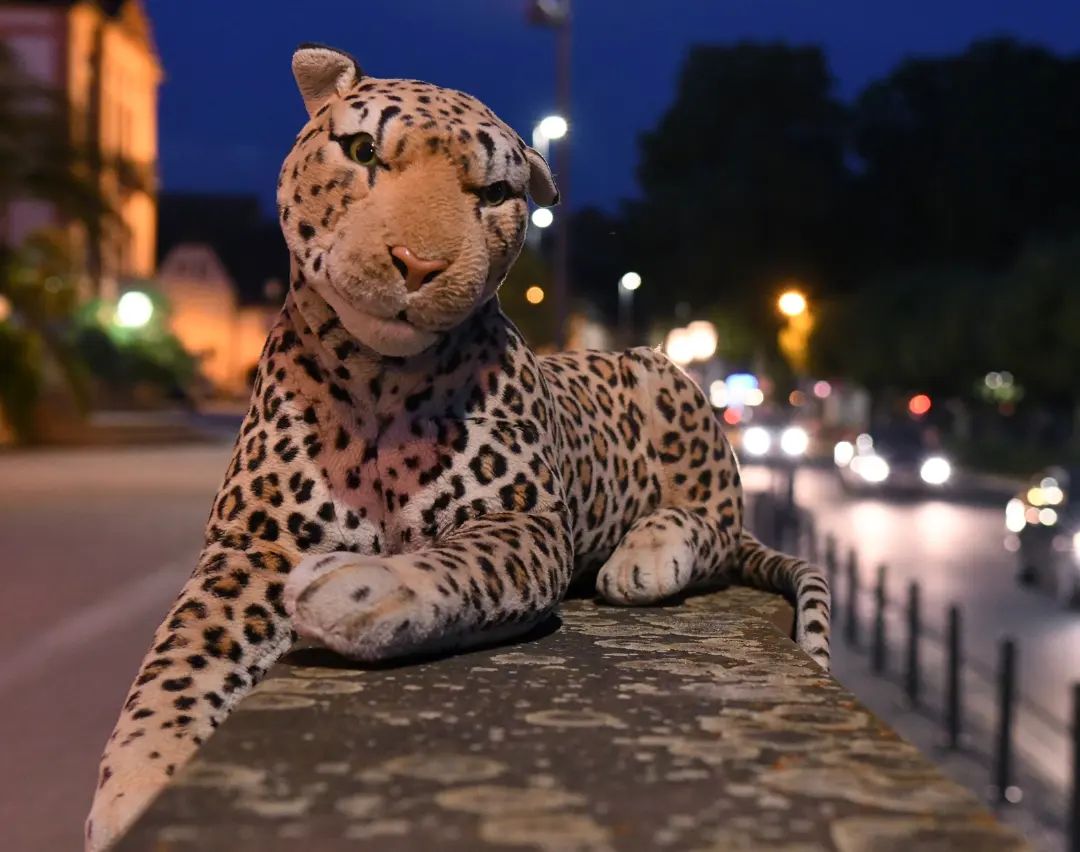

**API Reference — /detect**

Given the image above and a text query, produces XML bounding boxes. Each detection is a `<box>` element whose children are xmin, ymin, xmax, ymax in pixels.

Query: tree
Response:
<box><xmin>989</xmin><ymin>235</ymin><xmax>1080</xmax><ymax>407</ymax></box>
<box><xmin>500</xmin><ymin>246</ymin><xmax>556</xmax><ymax>348</ymax></box>
<box><xmin>0</xmin><ymin>230</ymin><xmax>88</xmax><ymax>442</ymax></box>
<box><xmin>632</xmin><ymin>43</ymin><xmax>848</xmax><ymax>331</ymax></box>
<box><xmin>810</xmin><ymin>266</ymin><xmax>991</xmax><ymax>399</ymax></box>
<box><xmin>0</xmin><ymin>44</ymin><xmax>117</xmax><ymax>246</ymax></box>
<box><xmin>851</xmin><ymin>39</ymin><xmax>1080</xmax><ymax>277</ymax></box>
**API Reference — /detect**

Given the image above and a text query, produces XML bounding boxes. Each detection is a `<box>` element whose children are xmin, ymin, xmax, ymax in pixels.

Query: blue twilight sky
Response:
<box><xmin>145</xmin><ymin>0</ymin><xmax>1080</xmax><ymax>214</ymax></box>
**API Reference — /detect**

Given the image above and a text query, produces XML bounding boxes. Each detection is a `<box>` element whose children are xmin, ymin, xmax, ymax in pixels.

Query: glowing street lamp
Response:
<box><xmin>115</xmin><ymin>291</ymin><xmax>154</xmax><ymax>328</ymax></box>
<box><xmin>777</xmin><ymin>288</ymin><xmax>812</xmax><ymax>375</ymax></box>
<box><xmin>777</xmin><ymin>289</ymin><xmax>807</xmax><ymax>318</ymax></box>
<box><xmin>531</xmin><ymin>208</ymin><xmax>554</xmax><ymax>229</ymax></box>
<box><xmin>526</xmin><ymin>285</ymin><xmax>546</xmax><ymax>305</ymax></box>
<box><xmin>526</xmin><ymin>118</ymin><xmax>565</xmax><ymax>252</ymax></box>
<box><xmin>685</xmin><ymin>320</ymin><xmax>718</xmax><ymax>361</ymax></box>
<box><xmin>664</xmin><ymin>320</ymin><xmax>718</xmax><ymax>366</ymax></box>
<box><xmin>618</xmin><ymin>271</ymin><xmax>642</xmax><ymax>346</ymax></box>
<box><xmin>537</xmin><ymin>114</ymin><xmax>568</xmax><ymax>141</ymax></box>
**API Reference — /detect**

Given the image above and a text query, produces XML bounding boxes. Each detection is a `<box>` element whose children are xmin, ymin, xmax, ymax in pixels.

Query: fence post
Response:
<box><xmin>1070</xmin><ymin>682</ymin><xmax>1079</xmax><ymax>852</ymax></box>
<box><xmin>824</xmin><ymin>535</ymin><xmax>837</xmax><ymax>590</ymax></box>
<box><xmin>993</xmin><ymin>638</ymin><xmax>1017</xmax><ymax>805</ymax></box>
<box><xmin>844</xmin><ymin>549</ymin><xmax>859</xmax><ymax>647</ymax></box>
<box><xmin>872</xmin><ymin>564</ymin><xmax>887</xmax><ymax>674</ymax></box>
<box><xmin>945</xmin><ymin>606</ymin><xmax>962</xmax><ymax>750</ymax></box>
<box><xmin>905</xmin><ymin>582</ymin><xmax>921</xmax><ymax>705</ymax></box>
<box><xmin>803</xmin><ymin>513</ymin><xmax>818</xmax><ymax>563</ymax></box>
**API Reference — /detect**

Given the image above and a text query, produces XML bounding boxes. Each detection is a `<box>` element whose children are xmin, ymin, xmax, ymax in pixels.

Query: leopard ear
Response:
<box><xmin>292</xmin><ymin>43</ymin><xmax>362</xmax><ymax>118</ymax></box>
<box><xmin>525</xmin><ymin>147</ymin><xmax>560</xmax><ymax>206</ymax></box>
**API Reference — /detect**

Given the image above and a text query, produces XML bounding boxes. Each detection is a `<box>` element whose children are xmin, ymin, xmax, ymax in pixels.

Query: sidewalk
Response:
<box><xmin>831</xmin><ymin>611</ymin><xmax>1067</xmax><ymax>852</ymax></box>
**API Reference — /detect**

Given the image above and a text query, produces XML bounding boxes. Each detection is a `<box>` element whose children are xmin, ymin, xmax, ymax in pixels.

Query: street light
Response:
<box><xmin>526</xmin><ymin>116</ymin><xmax>566</xmax><ymax>248</ymax></box>
<box><xmin>685</xmin><ymin>320</ymin><xmax>718</xmax><ymax>361</ymax></box>
<box><xmin>526</xmin><ymin>286</ymin><xmax>545</xmax><ymax>305</ymax></box>
<box><xmin>777</xmin><ymin>288</ymin><xmax>812</xmax><ymax>376</ymax></box>
<box><xmin>528</xmin><ymin>0</ymin><xmax>572</xmax><ymax>349</ymax></box>
<box><xmin>531</xmin><ymin>208</ymin><xmax>554</xmax><ymax>229</ymax></box>
<box><xmin>115</xmin><ymin>290</ymin><xmax>154</xmax><ymax>328</ymax></box>
<box><xmin>618</xmin><ymin>271</ymin><xmax>642</xmax><ymax>346</ymax></box>
<box><xmin>537</xmin><ymin>114</ymin><xmax>568</xmax><ymax>140</ymax></box>
<box><xmin>778</xmin><ymin>289</ymin><xmax>807</xmax><ymax>317</ymax></box>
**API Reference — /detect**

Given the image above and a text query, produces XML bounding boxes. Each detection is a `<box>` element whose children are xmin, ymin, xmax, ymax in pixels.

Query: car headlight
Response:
<box><xmin>920</xmin><ymin>456</ymin><xmax>952</xmax><ymax>486</ymax></box>
<box><xmin>1005</xmin><ymin>498</ymin><xmax>1026</xmax><ymax>533</ymax></box>
<box><xmin>780</xmin><ymin>426</ymin><xmax>809</xmax><ymax>457</ymax></box>
<box><xmin>834</xmin><ymin>440</ymin><xmax>854</xmax><ymax>467</ymax></box>
<box><xmin>852</xmin><ymin>454</ymin><xmax>890</xmax><ymax>483</ymax></box>
<box><xmin>743</xmin><ymin>426</ymin><xmax>771</xmax><ymax>456</ymax></box>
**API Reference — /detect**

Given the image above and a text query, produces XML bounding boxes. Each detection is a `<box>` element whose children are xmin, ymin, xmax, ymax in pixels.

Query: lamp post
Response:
<box><xmin>776</xmin><ymin>286</ymin><xmax>813</xmax><ymax>376</ymax></box>
<box><xmin>774</xmin><ymin>286</ymin><xmax>811</xmax><ymax>530</ymax></box>
<box><xmin>618</xmin><ymin>271</ymin><xmax>641</xmax><ymax>347</ymax></box>
<box><xmin>526</xmin><ymin>117</ymin><xmax>564</xmax><ymax>250</ymax></box>
<box><xmin>527</xmin><ymin>0</ymin><xmax>572</xmax><ymax>349</ymax></box>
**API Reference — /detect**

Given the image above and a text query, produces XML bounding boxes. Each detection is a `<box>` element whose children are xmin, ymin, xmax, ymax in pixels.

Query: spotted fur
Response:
<box><xmin>86</xmin><ymin>45</ymin><xmax>829</xmax><ymax>851</ymax></box>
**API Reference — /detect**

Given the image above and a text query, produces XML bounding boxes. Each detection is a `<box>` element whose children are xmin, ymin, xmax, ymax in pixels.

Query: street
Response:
<box><xmin>759</xmin><ymin>464</ymin><xmax>1080</xmax><ymax>723</ymax></box>
<box><xmin>0</xmin><ymin>444</ymin><xmax>227</xmax><ymax>852</ymax></box>
<box><xmin>2</xmin><ymin>445</ymin><xmax>1078</xmax><ymax>850</ymax></box>
<box><xmin>743</xmin><ymin>463</ymin><xmax>1080</xmax><ymax>816</ymax></box>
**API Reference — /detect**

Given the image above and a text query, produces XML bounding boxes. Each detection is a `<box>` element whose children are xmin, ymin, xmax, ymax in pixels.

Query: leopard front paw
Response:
<box><xmin>285</xmin><ymin>555</ymin><xmax>431</xmax><ymax>661</ymax></box>
<box><xmin>596</xmin><ymin>537</ymin><xmax>695</xmax><ymax>605</ymax></box>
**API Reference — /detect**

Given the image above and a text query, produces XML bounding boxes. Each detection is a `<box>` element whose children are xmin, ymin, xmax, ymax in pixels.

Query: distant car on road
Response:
<box><xmin>834</xmin><ymin>421</ymin><xmax>953</xmax><ymax>495</ymax></box>
<box><xmin>1005</xmin><ymin>466</ymin><xmax>1080</xmax><ymax>607</ymax></box>
<box><xmin>728</xmin><ymin>410</ymin><xmax>812</xmax><ymax>465</ymax></box>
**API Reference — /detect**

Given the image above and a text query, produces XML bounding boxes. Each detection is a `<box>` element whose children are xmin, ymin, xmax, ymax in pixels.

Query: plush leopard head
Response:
<box><xmin>278</xmin><ymin>44</ymin><xmax>559</xmax><ymax>357</ymax></box>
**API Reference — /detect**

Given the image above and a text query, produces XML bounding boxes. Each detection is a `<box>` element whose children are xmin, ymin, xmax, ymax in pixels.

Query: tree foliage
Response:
<box><xmin>580</xmin><ymin>38</ymin><xmax>1080</xmax><ymax>411</ymax></box>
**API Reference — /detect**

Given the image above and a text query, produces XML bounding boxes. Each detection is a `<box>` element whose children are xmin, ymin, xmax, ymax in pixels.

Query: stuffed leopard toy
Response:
<box><xmin>86</xmin><ymin>44</ymin><xmax>831</xmax><ymax>850</ymax></box>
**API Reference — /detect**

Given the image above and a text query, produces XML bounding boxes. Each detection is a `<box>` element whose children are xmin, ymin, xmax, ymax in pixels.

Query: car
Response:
<box><xmin>729</xmin><ymin>410</ymin><xmax>812</xmax><ymax>466</ymax></box>
<box><xmin>834</xmin><ymin>421</ymin><xmax>954</xmax><ymax>494</ymax></box>
<box><xmin>1005</xmin><ymin>466</ymin><xmax>1080</xmax><ymax>607</ymax></box>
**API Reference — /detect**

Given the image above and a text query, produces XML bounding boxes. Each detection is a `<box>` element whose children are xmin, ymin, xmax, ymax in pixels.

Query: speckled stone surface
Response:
<box><xmin>119</xmin><ymin>587</ymin><xmax>1027</xmax><ymax>851</ymax></box>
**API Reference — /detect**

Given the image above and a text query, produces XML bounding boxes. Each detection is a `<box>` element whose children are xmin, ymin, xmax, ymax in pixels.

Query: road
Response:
<box><xmin>743</xmin><ymin>463</ymin><xmax>1080</xmax><ymax>802</ymax></box>
<box><xmin>0</xmin><ymin>443</ymin><xmax>231</xmax><ymax>852</ymax></box>
<box><xmin>2</xmin><ymin>445</ymin><xmax>1077</xmax><ymax>850</ymax></box>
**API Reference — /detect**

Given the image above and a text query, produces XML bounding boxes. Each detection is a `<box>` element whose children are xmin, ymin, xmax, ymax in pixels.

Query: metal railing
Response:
<box><xmin>811</xmin><ymin>523</ymin><xmax>1080</xmax><ymax>851</ymax></box>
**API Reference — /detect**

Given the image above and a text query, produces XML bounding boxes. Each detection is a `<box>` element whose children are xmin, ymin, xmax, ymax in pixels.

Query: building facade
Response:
<box><xmin>158</xmin><ymin>243</ymin><xmax>278</xmax><ymax>397</ymax></box>
<box><xmin>0</xmin><ymin>0</ymin><xmax>161</xmax><ymax>293</ymax></box>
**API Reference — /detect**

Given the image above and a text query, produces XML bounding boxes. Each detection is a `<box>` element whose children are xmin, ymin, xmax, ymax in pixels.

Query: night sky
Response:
<box><xmin>146</xmin><ymin>0</ymin><xmax>1080</xmax><ymax>214</ymax></box>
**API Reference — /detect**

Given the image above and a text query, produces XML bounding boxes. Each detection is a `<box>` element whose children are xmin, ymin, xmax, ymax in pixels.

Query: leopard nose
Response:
<box><xmin>389</xmin><ymin>245</ymin><xmax>448</xmax><ymax>293</ymax></box>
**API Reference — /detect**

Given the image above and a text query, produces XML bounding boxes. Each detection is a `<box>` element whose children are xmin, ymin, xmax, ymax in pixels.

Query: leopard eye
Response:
<box><xmin>481</xmin><ymin>181</ymin><xmax>509</xmax><ymax>206</ymax></box>
<box><xmin>344</xmin><ymin>132</ymin><xmax>377</xmax><ymax>166</ymax></box>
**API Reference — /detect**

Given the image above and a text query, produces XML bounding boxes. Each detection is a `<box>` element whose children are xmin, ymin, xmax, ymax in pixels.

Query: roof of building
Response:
<box><xmin>2</xmin><ymin>1</ymin><xmax>158</xmax><ymax>58</ymax></box>
<box><xmin>157</xmin><ymin>193</ymin><xmax>289</xmax><ymax>307</ymax></box>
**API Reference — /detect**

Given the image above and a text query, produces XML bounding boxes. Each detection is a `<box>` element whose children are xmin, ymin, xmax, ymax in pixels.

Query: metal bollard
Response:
<box><xmin>803</xmin><ymin>515</ymin><xmax>818</xmax><ymax>564</ymax></box>
<box><xmin>945</xmin><ymin>606</ymin><xmax>963</xmax><ymax>750</ymax></box>
<box><xmin>905</xmin><ymin>582</ymin><xmax>920</xmax><ymax>705</ymax></box>
<box><xmin>824</xmin><ymin>535</ymin><xmax>837</xmax><ymax>590</ymax></box>
<box><xmin>993</xmin><ymin>638</ymin><xmax>1017</xmax><ymax>805</ymax></box>
<box><xmin>872</xmin><ymin>564</ymin><xmax>887</xmax><ymax>674</ymax></box>
<box><xmin>1070</xmin><ymin>682</ymin><xmax>1079</xmax><ymax>852</ymax></box>
<box><xmin>844</xmin><ymin>549</ymin><xmax>859</xmax><ymax>647</ymax></box>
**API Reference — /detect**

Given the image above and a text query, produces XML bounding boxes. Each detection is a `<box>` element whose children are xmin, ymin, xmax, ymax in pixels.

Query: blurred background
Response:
<box><xmin>2</xmin><ymin>1</ymin><xmax>1080</xmax><ymax>849</ymax></box>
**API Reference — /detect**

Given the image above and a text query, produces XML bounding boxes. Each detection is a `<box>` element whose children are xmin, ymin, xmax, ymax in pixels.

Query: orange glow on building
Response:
<box><xmin>0</xmin><ymin>0</ymin><xmax>162</xmax><ymax>293</ymax></box>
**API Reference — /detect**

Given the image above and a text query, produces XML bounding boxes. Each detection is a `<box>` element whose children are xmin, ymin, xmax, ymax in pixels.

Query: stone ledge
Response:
<box><xmin>119</xmin><ymin>587</ymin><xmax>1027</xmax><ymax>851</ymax></box>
